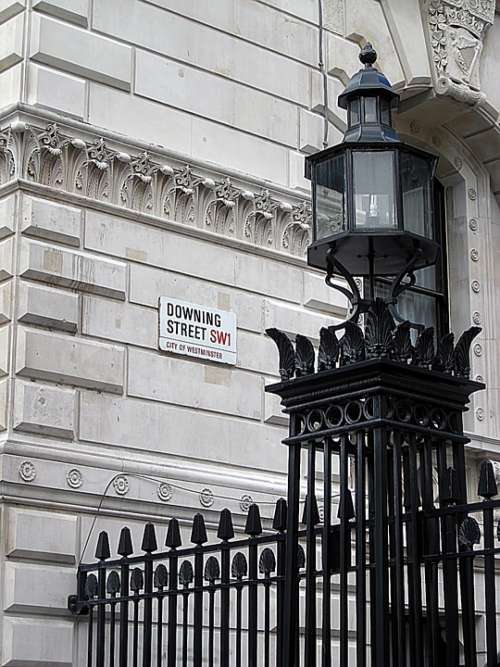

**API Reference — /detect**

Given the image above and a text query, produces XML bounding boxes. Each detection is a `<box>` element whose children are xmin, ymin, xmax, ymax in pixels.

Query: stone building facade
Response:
<box><xmin>0</xmin><ymin>0</ymin><xmax>499</xmax><ymax>663</ymax></box>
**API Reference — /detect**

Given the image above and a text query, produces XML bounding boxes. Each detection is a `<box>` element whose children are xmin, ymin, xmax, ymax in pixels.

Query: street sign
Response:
<box><xmin>159</xmin><ymin>297</ymin><xmax>237</xmax><ymax>365</ymax></box>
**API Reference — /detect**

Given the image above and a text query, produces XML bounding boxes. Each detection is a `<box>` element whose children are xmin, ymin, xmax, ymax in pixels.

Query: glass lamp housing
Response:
<box><xmin>306</xmin><ymin>45</ymin><xmax>439</xmax><ymax>277</ymax></box>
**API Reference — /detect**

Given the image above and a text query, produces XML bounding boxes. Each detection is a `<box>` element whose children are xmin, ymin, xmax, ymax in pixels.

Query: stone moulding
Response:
<box><xmin>0</xmin><ymin>121</ymin><xmax>312</xmax><ymax>258</ymax></box>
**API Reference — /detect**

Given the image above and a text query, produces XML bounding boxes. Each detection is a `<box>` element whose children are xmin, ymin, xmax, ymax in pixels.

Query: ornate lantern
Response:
<box><xmin>306</xmin><ymin>44</ymin><xmax>439</xmax><ymax>323</ymax></box>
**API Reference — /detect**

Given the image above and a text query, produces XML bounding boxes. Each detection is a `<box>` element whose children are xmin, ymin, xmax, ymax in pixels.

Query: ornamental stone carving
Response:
<box><xmin>157</xmin><ymin>483</ymin><xmax>173</xmax><ymax>502</ymax></box>
<box><xmin>426</xmin><ymin>0</ymin><xmax>494</xmax><ymax>103</ymax></box>
<box><xmin>199</xmin><ymin>488</ymin><xmax>215</xmax><ymax>508</ymax></box>
<box><xmin>0</xmin><ymin>121</ymin><xmax>311</xmax><ymax>258</ymax></box>
<box><xmin>240</xmin><ymin>494</ymin><xmax>254</xmax><ymax>512</ymax></box>
<box><xmin>19</xmin><ymin>460</ymin><xmax>36</xmax><ymax>482</ymax></box>
<box><xmin>113</xmin><ymin>475</ymin><xmax>129</xmax><ymax>496</ymax></box>
<box><xmin>66</xmin><ymin>468</ymin><xmax>83</xmax><ymax>489</ymax></box>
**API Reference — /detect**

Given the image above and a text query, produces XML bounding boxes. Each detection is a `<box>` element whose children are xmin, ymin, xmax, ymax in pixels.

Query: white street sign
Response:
<box><xmin>159</xmin><ymin>297</ymin><xmax>237</xmax><ymax>365</ymax></box>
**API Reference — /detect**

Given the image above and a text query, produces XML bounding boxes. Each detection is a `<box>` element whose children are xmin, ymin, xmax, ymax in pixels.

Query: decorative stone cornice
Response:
<box><xmin>426</xmin><ymin>0</ymin><xmax>495</xmax><ymax>104</ymax></box>
<box><xmin>0</xmin><ymin>121</ymin><xmax>312</xmax><ymax>258</ymax></box>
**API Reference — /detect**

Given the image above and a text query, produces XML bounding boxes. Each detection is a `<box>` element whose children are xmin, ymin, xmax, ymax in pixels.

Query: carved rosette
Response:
<box><xmin>1</xmin><ymin>121</ymin><xmax>312</xmax><ymax>258</ymax></box>
<box><xmin>426</xmin><ymin>0</ymin><xmax>494</xmax><ymax>99</ymax></box>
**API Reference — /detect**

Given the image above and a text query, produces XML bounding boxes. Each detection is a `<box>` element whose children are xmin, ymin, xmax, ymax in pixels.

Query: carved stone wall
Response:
<box><xmin>0</xmin><ymin>121</ymin><xmax>313</xmax><ymax>259</ymax></box>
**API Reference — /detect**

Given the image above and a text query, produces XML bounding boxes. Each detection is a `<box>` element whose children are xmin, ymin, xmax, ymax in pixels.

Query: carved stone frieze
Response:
<box><xmin>0</xmin><ymin>121</ymin><xmax>312</xmax><ymax>258</ymax></box>
<box><xmin>426</xmin><ymin>0</ymin><xmax>495</xmax><ymax>102</ymax></box>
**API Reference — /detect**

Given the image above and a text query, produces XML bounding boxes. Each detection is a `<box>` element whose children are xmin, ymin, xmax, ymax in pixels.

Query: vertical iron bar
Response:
<box><xmin>133</xmin><ymin>592</ymin><xmax>139</xmax><ymax>667</ymax></box>
<box><xmin>407</xmin><ymin>435</ymin><xmax>423</xmax><ymax>666</ymax></box>
<box><xmin>282</xmin><ymin>422</ymin><xmax>302</xmax><ymax>667</ymax></box>
<box><xmin>220</xmin><ymin>544</ymin><xmax>230</xmax><ymax>667</ymax></box>
<box><xmin>264</xmin><ymin>577</ymin><xmax>271</xmax><ymax>667</ymax></box>
<box><xmin>372</xmin><ymin>419</ymin><xmax>389</xmax><ymax>667</ymax></box>
<box><xmin>339</xmin><ymin>434</ymin><xmax>349</xmax><ymax>667</ymax></box>
<box><xmin>304</xmin><ymin>443</ymin><xmax>317</xmax><ymax>667</ymax></box>
<box><xmin>367</xmin><ymin>433</ymin><xmax>376</xmax><ymax>667</ymax></box>
<box><xmin>119</xmin><ymin>561</ymin><xmax>129</xmax><ymax>667</ymax></box>
<box><xmin>97</xmin><ymin>564</ymin><xmax>106</xmax><ymax>667</ymax></box>
<box><xmin>167</xmin><ymin>554</ymin><xmax>178</xmax><ymax>667</ymax></box>
<box><xmin>208</xmin><ymin>586</ymin><xmax>215</xmax><ymax>667</ymax></box>
<box><xmin>109</xmin><ymin>599</ymin><xmax>116</xmax><ymax>667</ymax></box>
<box><xmin>248</xmin><ymin>538</ymin><xmax>258</xmax><ymax>667</ymax></box>
<box><xmin>157</xmin><ymin>589</ymin><xmax>163</xmax><ymax>667</ymax></box>
<box><xmin>276</xmin><ymin>526</ymin><xmax>286</xmax><ymax>667</ymax></box>
<box><xmin>437</xmin><ymin>443</ymin><xmax>459</xmax><ymax>667</ymax></box>
<box><xmin>483</xmin><ymin>503</ymin><xmax>497</xmax><ymax>666</ymax></box>
<box><xmin>143</xmin><ymin>556</ymin><xmax>153</xmax><ymax>667</ymax></box>
<box><xmin>182</xmin><ymin>590</ymin><xmax>189</xmax><ymax>667</ymax></box>
<box><xmin>355</xmin><ymin>431</ymin><xmax>367</xmax><ymax>667</ymax></box>
<box><xmin>193</xmin><ymin>549</ymin><xmax>203</xmax><ymax>667</ymax></box>
<box><xmin>88</xmin><ymin>604</ymin><xmax>94</xmax><ymax>667</ymax></box>
<box><xmin>236</xmin><ymin>583</ymin><xmax>243</xmax><ymax>667</ymax></box>
<box><xmin>422</xmin><ymin>439</ymin><xmax>440</xmax><ymax>667</ymax></box>
<box><xmin>390</xmin><ymin>432</ymin><xmax>405</xmax><ymax>666</ymax></box>
<box><xmin>322</xmin><ymin>438</ymin><xmax>332</xmax><ymax>667</ymax></box>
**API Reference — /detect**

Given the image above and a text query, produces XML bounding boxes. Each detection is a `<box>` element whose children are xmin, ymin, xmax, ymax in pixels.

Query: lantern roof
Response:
<box><xmin>338</xmin><ymin>43</ymin><xmax>399</xmax><ymax>110</ymax></box>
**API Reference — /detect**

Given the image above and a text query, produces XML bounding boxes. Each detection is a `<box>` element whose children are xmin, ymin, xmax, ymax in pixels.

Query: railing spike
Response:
<box><xmin>117</xmin><ymin>526</ymin><xmax>133</xmax><ymax>557</ymax></box>
<box><xmin>301</xmin><ymin>494</ymin><xmax>320</xmax><ymax>526</ymax></box>
<box><xmin>165</xmin><ymin>517</ymin><xmax>182</xmax><ymax>549</ymax></box>
<box><xmin>245</xmin><ymin>504</ymin><xmax>262</xmax><ymax>536</ymax></box>
<box><xmin>141</xmin><ymin>522</ymin><xmax>158</xmax><ymax>553</ymax></box>
<box><xmin>273</xmin><ymin>497</ymin><xmax>287</xmax><ymax>532</ymax></box>
<box><xmin>441</xmin><ymin>466</ymin><xmax>460</xmax><ymax>504</ymax></box>
<box><xmin>95</xmin><ymin>530</ymin><xmax>110</xmax><ymax>560</ymax></box>
<box><xmin>217</xmin><ymin>508</ymin><xmax>234</xmax><ymax>541</ymax></box>
<box><xmin>191</xmin><ymin>513</ymin><xmax>208</xmax><ymax>545</ymax></box>
<box><xmin>337</xmin><ymin>488</ymin><xmax>355</xmax><ymax>520</ymax></box>
<box><xmin>478</xmin><ymin>459</ymin><xmax>497</xmax><ymax>499</ymax></box>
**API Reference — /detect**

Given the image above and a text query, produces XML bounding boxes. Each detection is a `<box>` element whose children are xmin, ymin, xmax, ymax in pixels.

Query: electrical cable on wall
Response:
<box><xmin>318</xmin><ymin>0</ymin><xmax>329</xmax><ymax>148</ymax></box>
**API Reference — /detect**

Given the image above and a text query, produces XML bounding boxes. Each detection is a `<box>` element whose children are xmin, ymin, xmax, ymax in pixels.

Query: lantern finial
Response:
<box><xmin>360</xmin><ymin>43</ymin><xmax>377</xmax><ymax>68</ymax></box>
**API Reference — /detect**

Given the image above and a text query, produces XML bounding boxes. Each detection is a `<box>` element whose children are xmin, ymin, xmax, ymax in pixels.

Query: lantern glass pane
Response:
<box><xmin>364</xmin><ymin>97</ymin><xmax>377</xmax><ymax>123</ymax></box>
<box><xmin>380</xmin><ymin>98</ymin><xmax>391</xmax><ymax>125</ymax></box>
<box><xmin>401</xmin><ymin>152</ymin><xmax>433</xmax><ymax>238</ymax></box>
<box><xmin>315</xmin><ymin>153</ymin><xmax>346</xmax><ymax>240</ymax></box>
<box><xmin>353</xmin><ymin>151</ymin><xmax>396</xmax><ymax>228</ymax></box>
<box><xmin>350</xmin><ymin>98</ymin><xmax>360</xmax><ymax>125</ymax></box>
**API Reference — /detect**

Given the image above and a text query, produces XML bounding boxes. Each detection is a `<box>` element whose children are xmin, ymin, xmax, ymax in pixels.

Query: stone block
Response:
<box><xmin>32</xmin><ymin>0</ymin><xmax>88</xmax><ymax>26</ymax></box>
<box><xmin>236</xmin><ymin>331</ymin><xmax>280</xmax><ymax>376</ymax></box>
<box><xmin>6</xmin><ymin>506</ymin><xmax>77</xmax><ymax>562</ymax></box>
<box><xmin>302</xmin><ymin>271</ymin><xmax>348</xmax><ymax>316</ymax></box>
<box><xmin>13</xmin><ymin>380</ymin><xmax>75</xmax><ymax>438</ymax></box>
<box><xmin>144</xmin><ymin>0</ymin><xmax>317</xmax><ymax>64</ymax></box>
<box><xmin>30</xmin><ymin>13</ymin><xmax>131</xmax><ymax>90</ymax></box>
<box><xmin>19</xmin><ymin>238</ymin><xmax>127</xmax><ymax>300</ymax></box>
<box><xmin>79</xmin><ymin>392</ymin><xmax>287</xmax><ymax>473</ymax></box>
<box><xmin>251</xmin><ymin>0</ymin><xmax>317</xmax><ymax>22</ymax></box>
<box><xmin>299</xmin><ymin>109</ymin><xmax>326</xmax><ymax>154</ymax></box>
<box><xmin>21</xmin><ymin>194</ymin><xmax>81</xmax><ymax>246</ymax></box>
<box><xmin>0</xmin><ymin>61</ymin><xmax>22</xmax><ymax>110</ymax></box>
<box><xmin>2</xmin><ymin>617</ymin><xmax>73</xmax><ymax>667</ymax></box>
<box><xmin>263</xmin><ymin>299</ymin><xmax>340</xmax><ymax>342</ymax></box>
<box><xmin>0</xmin><ymin>0</ymin><xmax>24</xmax><ymax>24</ymax></box>
<box><xmin>310</xmin><ymin>71</ymin><xmax>347</xmax><ymax>128</ymax></box>
<box><xmin>85</xmin><ymin>210</ymin><xmax>236</xmax><ymax>286</ymax></box>
<box><xmin>0</xmin><ymin>377</ymin><xmax>8</xmax><ymax>430</ymax></box>
<box><xmin>0</xmin><ymin>326</ymin><xmax>10</xmax><ymax>377</ymax></box>
<box><xmin>27</xmin><ymin>63</ymin><xmax>86</xmax><ymax>118</ymax></box>
<box><xmin>129</xmin><ymin>264</ymin><xmax>263</xmax><ymax>334</ymax></box>
<box><xmin>288</xmin><ymin>150</ymin><xmax>312</xmax><ymax>192</ymax></box>
<box><xmin>128</xmin><ymin>348</ymin><xmax>262</xmax><ymax>420</ymax></box>
<box><xmin>0</xmin><ymin>281</ymin><xmax>12</xmax><ymax>324</ymax></box>
<box><xmin>0</xmin><ymin>236</ymin><xmax>13</xmax><ymax>281</ymax></box>
<box><xmin>17</xmin><ymin>282</ymin><xmax>79</xmax><ymax>332</ymax></box>
<box><xmin>82</xmin><ymin>296</ymin><xmax>157</xmax><ymax>348</ymax></box>
<box><xmin>135</xmin><ymin>49</ymin><xmax>298</xmax><ymax>147</ymax></box>
<box><xmin>264</xmin><ymin>387</ymin><xmax>288</xmax><ymax>426</ymax></box>
<box><xmin>3</xmin><ymin>561</ymin><xmax>75</xmax><ymax>614</ymax></box>
<box><xmin>234</xmin><ymin>253</ymin><xmax>302</xmax><ymax>304</ymax></box>
<box><xmin>16</xmin><ymin>327</ymin><xmax>125</xmax><ymax>393</ymax></box>
<box><xmin>89</xmin><ymin>84</ymin><xmax>289</xmax><ymax>185</ymax></box>
<box><xmin>92</xmin><ymin>0</ymin><xmax>310</xmax><ymax>105</ymax></box>
<box><xmin>0</xmin><ymin>193</ymin><xmax>16</xmax><ymax>239</ymax></box>
<box><xmin>326</xmin><ymin>33</ymin><xmax>362</xmax><ymax>84</ymax></box>
<box><xmin>0</xmin><ymin>12</ymin><xmax>23</xmax><ymax>72</ymax></box>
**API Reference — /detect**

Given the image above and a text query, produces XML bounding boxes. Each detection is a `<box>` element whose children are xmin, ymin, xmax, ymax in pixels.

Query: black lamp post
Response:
<box><xmin>306</xmin><ymin>44</ymin><xmax>439</xmax><ymax>326</ymax></box>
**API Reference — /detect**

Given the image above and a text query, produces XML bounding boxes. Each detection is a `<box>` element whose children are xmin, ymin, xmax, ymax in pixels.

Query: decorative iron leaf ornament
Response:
<box><xmin>433</xmin><ymin>332</ymin><xmax>455</xmax><ymax>373</ymax></box>
<box><xmin>412</xmin><ymin>327</ymin><xmax>435</xmax><ymax>368</ymax></box>
<box><xmin>340</xmin><ymin>322</ymin><xmax>365</xmax><ymax>365</ymax></box>
<box><xmin>458</xmin><ymin>516</ymin><xmax>481</xmax><ymax>549</ymax></box>
<box><xmin>318</xmin><ymin>327</ymin><xmax>339</xmax><ymax>371</ymax></box>
<box><xmin>85</xmin><ymin>573</ymin><xmax>98</xmax><ymax>598</ymax></box>
<box><xmin>391</xmin><ymin>321</ymin><xmax>413</xmax><ymax>363</ymax></box>
<box><xmin>453</xmin><ymin>327</ymin><xmax>481</xmax><ymax>379</ymax></box>
<box><xmin>297</xmin><ymin>544</ymin><xmax>306</xmax><ymax>569</ymax></box>
<box><xmin>204</xmin><ymin>556</ymin><xmax>221</xmax><ymax>583</ymax></box>
<box><xmin>130</xmin><ymin>568</ymin><xmax>144</xmax><ymax>592</ymax></box>
<box><xmin>154</xmin><ymin>564</ymin><xmax>168</xmax><ymax>588</ymax></box>
<box><xmin>295</xmin><ymin>334</ymin><xmax>315</xmax><ymax>376</ymax></box>
<box><xmin>107</xmin><ymin>570</ymin><xmax>121</xmax><ymax>595</ymax></box>
<box><xmin>497</xmin><ymin>519</ymin><xmax>500</xmax><ymax>543</ymax></box>
<box><xmin>365</xmin><ymin>299</ymin><xmax>395</xmax><ymax>359</ymax></box>
<box><xmin>179</xmin><ymin>560</ymin><xmax>194</xmax><ymax>586</ymax></box>
<box><xmin>231</xmin><ymin>552</ymin><xmax>248</xmax><ymax>580</ymax></box>
<box><xmin>259</xmin><ymin>548</ymin><xmax>276</xmax><ymax>575</ymax></box>
<box><xmin>266</xmin><ymin>328</ymin><xmax>295</xmax><ymax>380</ymax></box>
